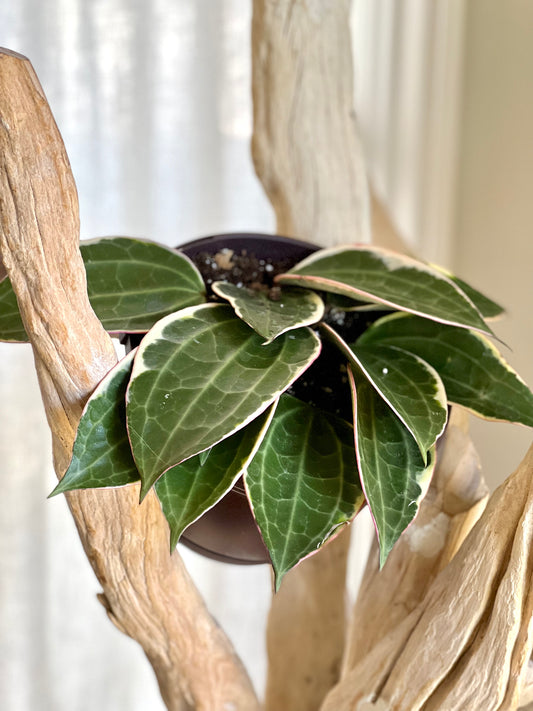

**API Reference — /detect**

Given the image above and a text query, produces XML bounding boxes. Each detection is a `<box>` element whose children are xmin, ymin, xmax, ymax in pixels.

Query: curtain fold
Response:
<box><xmin>0</xmin><ymin>2</ymin><xmax>273</xmax><ymax>708</ymax></box>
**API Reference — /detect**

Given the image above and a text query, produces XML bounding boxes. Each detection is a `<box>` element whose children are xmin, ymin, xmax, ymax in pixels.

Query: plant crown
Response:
<box><xmin>2</xmin><ymin>236</ymin><xmax>532</xmax><ymax>586</ymax></box>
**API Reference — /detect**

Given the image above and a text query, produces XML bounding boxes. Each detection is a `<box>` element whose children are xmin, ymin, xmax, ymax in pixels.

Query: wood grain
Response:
<box><xmin>251</xmin><ymin>2</ymin><xmax>370</xmax><ymax>708</ymax></box>
<box><xmin>0</xmin><ymin>48</ymin><xmax>260</xmax><ymax>711</ymax></box>
<box><xmin>252</xmin><ymin>0</ymin><xmax>370</xmax><ymax>249</ymax></box>
<box><xmin>321</xmin><ymin>438</ymin><xmax>533</xmax><ymax>710</ymax></box>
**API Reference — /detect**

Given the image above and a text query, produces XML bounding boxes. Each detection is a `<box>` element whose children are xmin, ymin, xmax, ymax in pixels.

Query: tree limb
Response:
<box><xmin>251</xmin><ymin>1</ymin><xmax>370</xmax><ymax>708</ymax></box>
<box><xmin>341</xmin><ymin>407</ymin><xmax>489</xmax><ymax>674</ymax></box>
<box><xmin>0</xmin><ymin>48</ymin><xmax>260</xmax><ymax>711</ymax></box>
<box><xmin>252</xmin><ymin>0</ymin><xmax>370</xmax><ymax>249</ymax></box>
<box><xmin>322</xmin><ymin>439</ymin><xmax>533</xmax><ymax>710</ymax></box>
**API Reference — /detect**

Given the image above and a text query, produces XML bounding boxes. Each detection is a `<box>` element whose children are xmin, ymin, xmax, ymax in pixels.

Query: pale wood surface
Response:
<box><xmin>0</xmin><ymin>48</ymin><xmax>260</xmax><ymax>711</ymax></box>
<box><xmin>265</xmin><ymin>529</ymin><xmax>352</xmax><ymax>711</ymax></box>
<box><xmin>251</xmin><ymin>1</ymin><xmax>370</xmax><ymax>709</ymax></box>
<box><xmin>252</xmin><ymin>0</ymin><xmax>369</xmax><ymax>249</ymax></box>
<box><xmin>322</xmin><ymin>439</ymin><xmax>533</xmax><ymax>710</ymax></box>
<box><xmin>341</xmin><ymin>407</ymin><xmax>489</xmax><ymax>674</ymax></box>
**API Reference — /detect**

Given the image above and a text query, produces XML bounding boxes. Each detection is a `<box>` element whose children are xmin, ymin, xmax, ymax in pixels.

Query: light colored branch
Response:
<box><xmin>322</xmin><ymin>438</ymin><xmax>533</xmax><ymax>710</ymax></box>
<box><xmin>265</xmin><ymin>529</ymin><xmax>352</xmax><ymax>710</ymax></box>
<box><xmin>341</xmin><ymin>407</ymin><xmax>489</xmax><ymax>673</ymax></box>
<box><xmin>0</xmin><ymin>48</ymin><xmax>260</xmax><ymax>711</ymax></box>
<box><xmin>252</xmin><ymin>0</ymin><xmax>370</xmax><ymax>248</ymax></box>
<box><xmin>518</xmin><ymin>663</ymin><xmax>533</xmax><ymax>708</ymax></box>
<box><xmin>251</xmin><ymin>1</ymin><xmax>370</xmax><ymax>708</ymax></box>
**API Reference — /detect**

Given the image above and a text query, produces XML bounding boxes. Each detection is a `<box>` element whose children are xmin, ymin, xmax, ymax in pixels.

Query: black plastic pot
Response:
<box><xmin>127</xmin><ymin>233</ymin><xmax>319</xmax><ymax>565</ymax></box>
<box><xmin>179</xmin><ymin>233</ymin><xmax>318</xmax><ymax>564</ymax></box>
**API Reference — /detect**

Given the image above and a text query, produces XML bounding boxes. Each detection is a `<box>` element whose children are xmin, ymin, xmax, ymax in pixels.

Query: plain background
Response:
<box><xmin>0</xmin><ymin>1</ymin><xmax>532</xmax><ymax>708</ymax></box>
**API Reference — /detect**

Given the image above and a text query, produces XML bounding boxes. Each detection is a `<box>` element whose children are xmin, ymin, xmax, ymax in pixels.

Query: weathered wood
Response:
<box><xmin>252</xmin><ymin>0</ymin><xmax>369</xmax><ymax>249</ymax></box>
<box><xmin>341</xmin><ymin>407</ymin><xmax>489</xmax><ymax>673</ymax></box>
<box><xmin>322</xmin><ymin>440</ymin><xmax>533</xmax><ymax>711</ymax></box>
<box><xmin>251</xmin><ymin>1</ymin><xmax>370</xmax><ymax>708</ymax></box>
<box><xmin>265</xmin><ymin>529</ymin><xmax>352</xmax><ymax>710</ymax></box>
<box><xmin>0</xmin><ymin>48</ymin><xmax>260</xmax><ymax>711</ymax></box>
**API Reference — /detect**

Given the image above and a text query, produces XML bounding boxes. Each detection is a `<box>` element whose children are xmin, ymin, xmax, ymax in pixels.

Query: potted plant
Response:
<box><xmin>1</xmin><ymin>231</ymin><xmax>532</xmax><ymax>588</ymax></box>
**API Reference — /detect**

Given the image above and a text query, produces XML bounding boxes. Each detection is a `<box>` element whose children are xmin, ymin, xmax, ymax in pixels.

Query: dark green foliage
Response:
<box><xmin>3</xmin><ymin>236</ymin><xmax>531</xmax><ymax>582</ymax></box>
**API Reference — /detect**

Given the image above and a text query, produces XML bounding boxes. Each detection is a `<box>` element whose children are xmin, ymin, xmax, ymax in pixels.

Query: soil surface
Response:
<box><xmin>190</xmin><ymin>247</ymin><xmax>388</xmax><ymax>422</ymax></box>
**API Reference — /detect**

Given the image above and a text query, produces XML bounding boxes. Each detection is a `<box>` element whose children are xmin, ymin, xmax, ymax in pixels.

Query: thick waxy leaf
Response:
<box><xmin>0</xmin><ymin>238</ymin><xmax>207</xmax><ymax>340</ymax></box>
<box><xmin>127</xmin><ymin>303</ymin><xmax>321</xmax><ymax>499</ymax></box>
<box><xmin>155</xmin><ymin>405</ymin><xmax>275</xmax><ymax>550</ymax></box>
<box><xmin>353</xmin><ymin>344</ymin><xmax>447</xmax><ymax>458</ymax></box>
<box><xmin>81</xmin><ymin>237</ymin><xmax>206</xmax><ymax>332</ymax></box>
<box><xmin>326</xmin><ymin>293</ymin><xmax>392</xmax><ymax>313</ymax></box>
<box><xmin>357</xmin><ymin>313</ymin><xmax>533</xmax><ymax>426</ymax></box>
<box><xmin>349</xmin><ymin>369</ymin><xmax>435</xmax><ymax>567</ymax></box>
<box><xmin>49</xmin><ymin>351</ymin><xmax>139</xmax><ymax>496</ymax></box>
<box><xmin>0</xmin><ymin>277</ymin><xmax>26</xmax><ymax>341</ymax></box>
<box><xmin>212</xmin><ymin>281</ymin><xmax>324</xmax><ymax>343</ymax></box>
<box><xmin>431</xmin><ymin>266</ymin><xmax>505</xmax><ymax>319</ymax></box>
<box><xmin>245</xmin><ymin>394</ymin><xmax>364</xmax><ymax>589</ymax></box>
<box><xmin>276</xmin><ymin>244</ymin><xmax>493</xmax><ymax>336</ymax></box>
<box><xmin>321</xmin><ymin>323</ymin><xmax>447</xmax><ymax>460</ymax></box>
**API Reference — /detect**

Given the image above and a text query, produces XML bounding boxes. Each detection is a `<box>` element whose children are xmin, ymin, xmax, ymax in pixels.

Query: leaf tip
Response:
<box><xmin>169</xmin><ymin>527</ymin><xmax>181</xmax><ymax>552</ymax></box>
<box><xmin>379</xmin><ymin>544</ymin><xmax>392</xmax><ymax>570</ymax></box>
<box><xmin>139</xmin><ymin>481</ymin><xmax>152</xmax><ymax>504</ymax></box>
<box><xmin>47</xmin><ymin>482</ymin><xmax>65</xmax><ymax>498</ymax></box>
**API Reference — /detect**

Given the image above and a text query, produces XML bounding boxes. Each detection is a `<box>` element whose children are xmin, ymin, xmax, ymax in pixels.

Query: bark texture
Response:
<box><xmin>0</xmin><ymin>48</ymin><xmax>260</xmax><ymax>711</ymax></box>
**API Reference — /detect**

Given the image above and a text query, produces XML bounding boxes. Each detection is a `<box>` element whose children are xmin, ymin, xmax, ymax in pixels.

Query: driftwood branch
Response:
<box><xmin>322</xmin><ymin>433</ymin><xmax>533</xmax><ymax>710</ymax></box>
<box><xmin>252</xmin><ymin>0</ymin><xmax>370</xmax><ymax>249</ymax></box>
<box><xmin>0</xmin><ymin>48</ymin><xmax>260</xmax><ymax>711</ymax></box>
<box><xmin>341</xmin><ymin>407</ymin><xmax>489</xmax><ymax>674</ymax></box>
<box><xmin>251</xmin><ymin>1</ymin><xmax>370</xmax><ymax>708</ymax></box>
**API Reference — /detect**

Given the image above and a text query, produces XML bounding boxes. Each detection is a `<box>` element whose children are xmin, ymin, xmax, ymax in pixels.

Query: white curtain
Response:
<box><xmin>9</xmin><ymin>1</ymin><xmax>524</xmax><ymax>709</ymax></box>
<box><xmin>0</xmin><ymin>1</ymin><xmax>276</xmax><ymax>708</ymax></box>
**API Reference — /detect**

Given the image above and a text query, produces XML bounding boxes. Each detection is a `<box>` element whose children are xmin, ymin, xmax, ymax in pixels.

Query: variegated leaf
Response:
<box><xmin>321</xmin><ymin>323</ymin><xmax>447</xmax><ymax>461</ymax></box>
<box><xmin>357</xmin><ymin>312</ymin><xmax>533</xmax><ymax>426</ymax></box>
<box><xmin>349</xmin><ymin>368</ymin><xmax>436</xmax><ymax>567</ymax></box>
<box><xmin>276</xmin><ymin>244</ymin><xmax>493</xmax><ymax>336</ymax></box>
<box><xmin>212</xmin><ymin>281</ymin><xmax>324</xmax><ymax>343</ymax></box>
<box><xmin>81</xmin><ymin>237</ymin><xmax>206</xmax><ymax>332</ymax></box>
<box><xmin>49</xmin><ymin>350</ymin><xmax>139</xmax><ymax>496</ymax></box>
<box><xmin>127</xmin><ymin>303</ymin><xmax>321</xmax><ymax>499</ymax></box>
<box><xmin>245</xmin><ymin>394</ymin><xmax>364</xmax><ymax>589</ymax></box>
<box><xmin>155</xmin><ymin>405</ymin><xmax>275</xmax><ymax>550</ymax></box>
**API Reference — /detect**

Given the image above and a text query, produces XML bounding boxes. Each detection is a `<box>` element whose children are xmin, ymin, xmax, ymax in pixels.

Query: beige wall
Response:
<box><xmin>453</xmin><ymin>0</ymin><xmax>533</xmax><ymax>488</ymax></box>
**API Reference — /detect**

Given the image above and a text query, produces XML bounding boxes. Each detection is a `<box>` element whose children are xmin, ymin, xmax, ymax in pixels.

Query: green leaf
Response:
<box><xmin>0</xmin><ymin>277</ymin><xmax>27</xmax><ymax>342</ymax></box>
<box><xmin>353</xmin><ymin>344</ymin><xmax>447</xmax><ymax>459</ymax></box>
<box><xmin>321</xmin><ymin>324</ymin><xmax>447</xmax><ymax>461</ymax></box>
<box><xmin>245</xmin><ymin>395</ymin><xmax>364</xmax><ymax>589</ymax></box>
<box><xmin>357</xmin><ymin>313</ymin><xmax>533</xmax><ymax>426</ymax></box>
<box><xmin>212</xmin><ymin>281</ymin><xmax>324</xmax><ymax>343</ymax></box>
<box><xmin>431</xmin><ymin>266</ymin><xmax>505</xmax><ymax>319</ymax></box>
<box><xmin>276</xmin><ymin>245</ymin><xmax>493</xmax><ymax>336</ymax></box>
<box><xmin>0</xmin><ymin>238</ymin><xmax>207</xmax><ymax>340</ymax></box>
<box><xmin>155</xmin><ymin>405</ymin><xmax>275</xmax><ymax>550</ymax></box>
<box><xmin>349</xmin><ymin>368</ymin><xmax>436</xmax><ymax>567</ymax></box>
<box><xmin>325</xmin><ymin>292</ymin><xmax>392</xmax><ymax>313</ymax></box>
<box><xmin>127</xmin><ymin>303</ymin><xmax>321</xmax><ymax>499</ymax></box>
<box><xmin>81</xmin><ymin>237</ymin><xmax>206</xmax><ymax>332</ymax></box>
<box><xmin>49</xmin><ymin>351</ymin><xmax>140</xmax><ymax>496</ymax></box>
